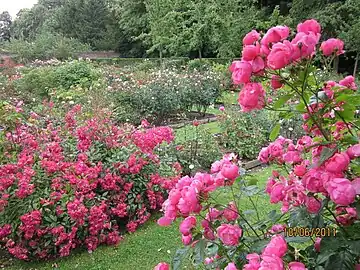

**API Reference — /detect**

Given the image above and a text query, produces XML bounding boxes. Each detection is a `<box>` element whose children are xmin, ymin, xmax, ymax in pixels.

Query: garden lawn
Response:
<box><xmin>9</xmin><ymin>167</ymin><xmax>276</xmax><ymax>270</ymax></box>
<box><xmin>175</xmin><ymin>121</ymin><xmax>221</xmax><ymax>143</ymax></box>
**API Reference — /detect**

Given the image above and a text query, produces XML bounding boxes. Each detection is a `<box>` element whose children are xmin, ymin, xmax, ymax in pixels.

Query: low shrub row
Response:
<box><xmin>114</xmin><ymin>68</ymin><xmax>224</xmax><ymax>125</ymax></box>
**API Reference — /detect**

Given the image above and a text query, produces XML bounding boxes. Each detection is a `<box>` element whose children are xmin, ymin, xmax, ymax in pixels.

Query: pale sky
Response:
<box><xmin>0</xmin><ymin>0</ymin><xmax>38</xmax><ymax>19</ymax></box>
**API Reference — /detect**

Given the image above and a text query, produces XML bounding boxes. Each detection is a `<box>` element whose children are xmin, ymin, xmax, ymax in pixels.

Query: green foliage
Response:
<box><xmin>0</xmin><ymin>11</ymin><xmax>12</xmax><ymax>42</ymax></box>
<box><xmin>165</xmin><ymin>125</ymin><xmax>223</xmax><ymax>176</ymax></box>
<box><xmin>15</xmin><ymin>60</ymin><xmax>101</xmax><ymax>100</ymax></box>
<box><xmin>218</xmin><ymin>108</ymin><xmax>271</xmax><ymax>159</ymax></box>
<box><xmin>114</xmin><ymin>69</ymin><xmax>222</xmax><ymax>125</ymax></box>
<box><xmin>187</xmin><ymin>59</ymin><xmax>211</xmax><ymax>72</ymax></box>
<box><xmin>4</xmin><ymin>32</ymin><xmax>90</xmax><ymax>62</ymax></box>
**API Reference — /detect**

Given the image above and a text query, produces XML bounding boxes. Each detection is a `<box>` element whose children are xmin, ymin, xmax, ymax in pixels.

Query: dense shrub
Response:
<box><xmin>218</xmin><ymin>107</ymin><xmax>271</xmax><ymax>159</ymax></box>
<box><xmin>3</xmin><ymin>33</ymin><xmax>90</xmax><ymax>63</ymax></box>
<box><xmin>0</xmin><ymin>105</ymin><xmax>180</xmax><ymax>260</ymax></box>
<box><xmin>114</xmin><ymin>69</ymin><xmax>222</xmax><ymax>125</ymax></box>
<box><xmin>15</xmin><ymin>60</ymin><xmax>101</xmax><ymax>100</ymax></box>
<box><xmin>159</xmin><ymin>124</ymin><xmax>223</xmax><ymax>176</ymax></box>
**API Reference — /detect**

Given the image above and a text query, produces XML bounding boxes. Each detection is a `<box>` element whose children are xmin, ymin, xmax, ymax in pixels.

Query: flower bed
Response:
<box><xmin>0</xmin><ymin>104</ymin><xmax>181</xmax><ymax>260</ymax></box>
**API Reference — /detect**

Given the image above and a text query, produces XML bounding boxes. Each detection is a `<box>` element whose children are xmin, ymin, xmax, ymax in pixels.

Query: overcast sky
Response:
<box><xmin>0</xmin><ymin>0</ymin><xmax>38</xmax><ymax>18</ymax></box>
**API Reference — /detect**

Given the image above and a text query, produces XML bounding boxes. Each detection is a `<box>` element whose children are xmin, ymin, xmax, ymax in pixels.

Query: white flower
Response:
<box><xmin>189</xmin><ymin>164</ymin><xmax>195</xmax><ymax>169</ymax></box>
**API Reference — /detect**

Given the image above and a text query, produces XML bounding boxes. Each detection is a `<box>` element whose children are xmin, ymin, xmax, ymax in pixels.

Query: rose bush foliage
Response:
<box><xmin>0</xmin><ymin>104</ymin><xmax>181</xmax><ymax>260</ymax></box>
<box><xmin>155</xmin><ymin>19</ymin><xmax>360</xmax><ymax>269</ymax></box>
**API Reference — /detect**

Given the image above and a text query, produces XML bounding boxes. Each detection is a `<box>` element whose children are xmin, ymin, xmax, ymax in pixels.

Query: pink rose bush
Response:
<box><xmin>0</xmin><ymin>104</ymin><xmax>181</xmax><ymax>260</ymax></box>
<box><xmin>156</xmin><ymin>19</ymin><xmax>360</xmax><ymax>270</ymax></box>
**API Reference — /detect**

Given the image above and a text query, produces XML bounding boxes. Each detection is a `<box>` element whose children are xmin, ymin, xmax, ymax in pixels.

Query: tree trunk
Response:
<box><xmin>353</xmin><ymin>52</ymin><xmax>359</xmax><ymax>77</ymax></box>
<box><xmin>198</xmin><ymin>48</ymin><xmax>202</xmax><ymax>59</ymax></box>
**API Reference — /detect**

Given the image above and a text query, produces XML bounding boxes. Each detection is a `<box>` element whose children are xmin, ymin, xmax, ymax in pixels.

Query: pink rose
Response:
<box><xmin>305</xmin><ymin>196</ymin><xmax>321</xmax><ymax>214</ymax></box>
<box><xmin>297</xmin><ymin>19</ymin><xmax>321</xmax><ymax>42</ymax></box>
<box><xmin>269</xmin><ymin>224</ymin><xmax>286</xmax><ymax>234</ymax></box>
<box><xmin>289</xmin><ymin>261</ymin><xmax>307</xmax><ymax>270</ymax></box>
<box><xmin>325</xmin><ymin>178</ymin><xmax>356</xmax><ymax>205</ymax></box>
<box><xmin>251</xmin><ymin>56</ymin><xmax>265</xmax><ymax>73</ymax></box>
<box><xmin>182</xmin><ymin>234</ymin><xmax>192</xmax><ymax>245</ymax></box>
<box><xmin>244</xmin><ymin>253</ymin><xmax>261</xmax><ymax>270</ymax></box>
<box><xmin>270</xmin><ymin>182</ymin><xmax>285</xmax><ymax>204</ymax></box>
<box><xmin>179</xmin><ymin>216</ymin><xmax>196</xmax><ymax>236</ymax></box>
<box><xmin>262</xmin><ymin>235</ymin><xmax>287</xmax><ymax>258</ymax></box>
<box><xmin>211</xmin><ymin>160</ymin><xmax>223</xmax><ymax>173</ymax></box>
<box><xmin>243</xmin><ymin>30</ymin><xmax>261</xmax><ymax>45</ymax></box>
<box><xmin>219</xmin><ymin>105</ymin><xmax>225</xmax><ymax>111</ymax></box>
<box><xmin>262</xmin><ymin>26</ymin><xmax>290</xmax><ymax>46</ymax></box>
<box><xmin>157</xmin><ymin>217</ymin><xmax>173</xmax><ymax>227</ymax></box>
<box><xmin>230</xmin><ymin>61</ymin><xmax>252</xmax><ymax>84</ymax></box>
<box><xmin>217</xmin><ymin>224</ymin><xmax>242</xmax><ymax>246</ymax></box>
<box><xmin>291</xmin><ymin>32</ymin><xmax>318</xmax><ymax>60</ymax></box>
<box><xmin>207</xmin><ymin>208</ymin><xmax>223</xmax><ymax>221</ymax></box>
<box><xmin>346</xmin><ymin>144</ymin><xmax>360</xmax><ymax>159</ymax></box>
<box><xmin>297</xmin><ymin>19</ymin><xmax>321</xmax><ymax>35</ymax></box>
<box><xmin>355</xmin><ymin>264</ymin><xmax>360</xmax><ymax>270</ymax></box>
<box><xmin>154</xmin><ymin>262</ymin><xmax>169</xmax><ymax>270</ymax></box>
<box><xmin>238</xmin><ymin>82</ymin><xmax>266</xmax><ymax>112</ymax></box>
<box><xmin>324</xmin><ymin>152</ymin><xmax>350</xmax><ymax>174</ymax></box>
<box><xmin>258</xmin><ymin>147</ymin><xmax>270</xmax><ymax>163</ymax></box>
<box><xmin>242</xmin><ymin>44</ymin><xmax>261</xmax><ymax>61</ymax></box>
<box><xmin>270</xmin><ymin>75</ymin><xmax>283</xmax><ymax>89</ymax></box>
<box><xmin>225</xmin><ymin>262</ymin><xmax>238</xmax><ymax>270</ymax></box>
<box><xmin>204</xmin><ymin>227</ymin><xmax>216</xmax><ymax>240</ymax></box>
<box><xmin>265</xmin><ymin>177</ymin><xmax>276</xmax><ymax>194</ymax></box>
<box><xmin>320</xmin><ymin>38</ymin><xmax>345</xmax><ymax>56</ymax></box>
<box><xmin>204</xmin><ymin>257</ymin><xmax>214</xmax><ymax>265</ymax></box>
<box><xmin>223</xmin><ymin>202</ymin><xmax>239</xmax><ymax>222</ymax></box>
<box><xmin>314</xmin><ymin>237</ymin><xmax>321</xmax><ymax>252</ymax></box>
<box><xmin>259</xmin><ymin>255</ymin><xmax>284</xmax><ymax>270</ymax></box>
<box><xmin>282</xmin><ymin>150</ymin><xmax>302</xmax><ymax>164</ymax></box>
<box><xmin>267</xmin><ymin>41</ymin><xmax>292</xmax><ymax>70</ymax></box>
<box><xmin>339</xmin><ymin>75</ymin><xmax>357</xmax><ymax>90</ymax></box>
<box><xmin>221</xmin><ymin>164</ymin><xmax>239</xmax><ymax>180</ymax></box>
<box><xmin>294</xmin><ymin>165</ymin><xmax>306</xmax><ymax>177</ymax></box>
<box><xmin>352</xmin><ymin>178</ymin><xmax>360</xmax><ymax>194</ymax></box>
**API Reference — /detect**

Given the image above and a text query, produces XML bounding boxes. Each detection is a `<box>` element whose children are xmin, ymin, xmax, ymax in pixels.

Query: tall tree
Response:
<box><xmin>54</xmin><ymin>0</ymin><xmax>109</xmax><ymax>48</ymax></box>
<box><xmin>0</xmin><ymin>11</ymin><xmax>12</xmax><ymax>42</ymax></box>
<box><xmin>111</xmin><ymin>0</ymin><xmax>149</xmax><ymax>56</ymax></box>
<box><xmin>12</xmin><ymin>4</ymin><xmax>48</xmax><ymax>40</ymax></box>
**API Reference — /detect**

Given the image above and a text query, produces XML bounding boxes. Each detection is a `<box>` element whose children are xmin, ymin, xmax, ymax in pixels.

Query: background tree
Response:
<box><xmin>0</xmin><ymin>11</ymin><xmax>12</xmax><ymax>42</ymax></box>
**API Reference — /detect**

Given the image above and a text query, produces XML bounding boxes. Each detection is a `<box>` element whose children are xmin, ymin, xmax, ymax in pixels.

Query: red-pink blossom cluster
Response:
<box><xmin>259</xmin><ymin>133</ymin><xmax>359</xmax><ymax>213</ymax></box>
<box><xmin>157</xmin><ymin>153</ymin><xmax>240</xmax><ymax>227</ymax></box>
<box><xmin>0</xmin><ymin>105</ymin><xmax>181</xmax><ymax>260</ymax></box>
<box><xmin>230</xmin><ymin>19</ymin><xmax>346</xmax><ymax>112</ymax></box>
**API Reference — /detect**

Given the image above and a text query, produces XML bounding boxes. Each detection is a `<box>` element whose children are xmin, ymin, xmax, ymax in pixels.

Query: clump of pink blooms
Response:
<box><xmin>155</xmin><ymin>18</ymin><xmax>359</xmax><ymax>269</ymax></box>
<box><xmin>230</xmin><ymin>19</ymin><xmax>348</xmax><ymax>112</ymax></box>
<box><xmin>0</xmin><ymin>104</ymin><xmax>181</xmax><ymax>260</ymax></box>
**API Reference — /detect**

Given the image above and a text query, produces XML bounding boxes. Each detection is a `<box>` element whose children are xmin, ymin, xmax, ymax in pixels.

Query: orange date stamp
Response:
<box><xmin>284</xmin><ymin>227</ymin><xmax>337</xmax><ymax>237</ymax></box>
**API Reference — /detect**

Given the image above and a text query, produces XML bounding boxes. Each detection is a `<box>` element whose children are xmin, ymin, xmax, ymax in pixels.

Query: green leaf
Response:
<box><xmin>285</xmin><ymin>236</ymin><xmax>312</xmax><ymax>243</ymax></box>
<box><xmin>269</xmin><ymin>123</ymin><xmax>281</xmax><ymax>141</ymax></box>
<box><xmin>172</xmin><ymin>247</ymin><xmax>190</xmax><ymax>270</ymax></box>
<box><xmin>316</xmin><ymin>251</ymin><xmax>336</xmax><ymax>264</ymax></box>
<box><xmin>324</xmin><ymin>250</ymin><xmax>355</xmax><ymax>270</ymax></box>
<box><xmin>193</xmin><ymin>239</ymin><xmax>206</xmax><ymax>266</ymax></box>
<box><xmin>242</xmin><ymin>185</ymin><xmax>260</xmax><ymax>196</ymax></box>
<box><xmin>273</xmin><ymin>95</ymin><xmax>292</xmax><ymax>109</ymax></box>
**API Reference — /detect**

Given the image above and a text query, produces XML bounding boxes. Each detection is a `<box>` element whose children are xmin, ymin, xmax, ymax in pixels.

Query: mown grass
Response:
<box><xmin>175</xmin><ymin>121</ymin><xmax>221</xmax><ymax>144</ymax></box>
<box><xmin>9</xmin><ymin>167</ymin><xmax>276</xmax><ymax>270</ymax></box>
